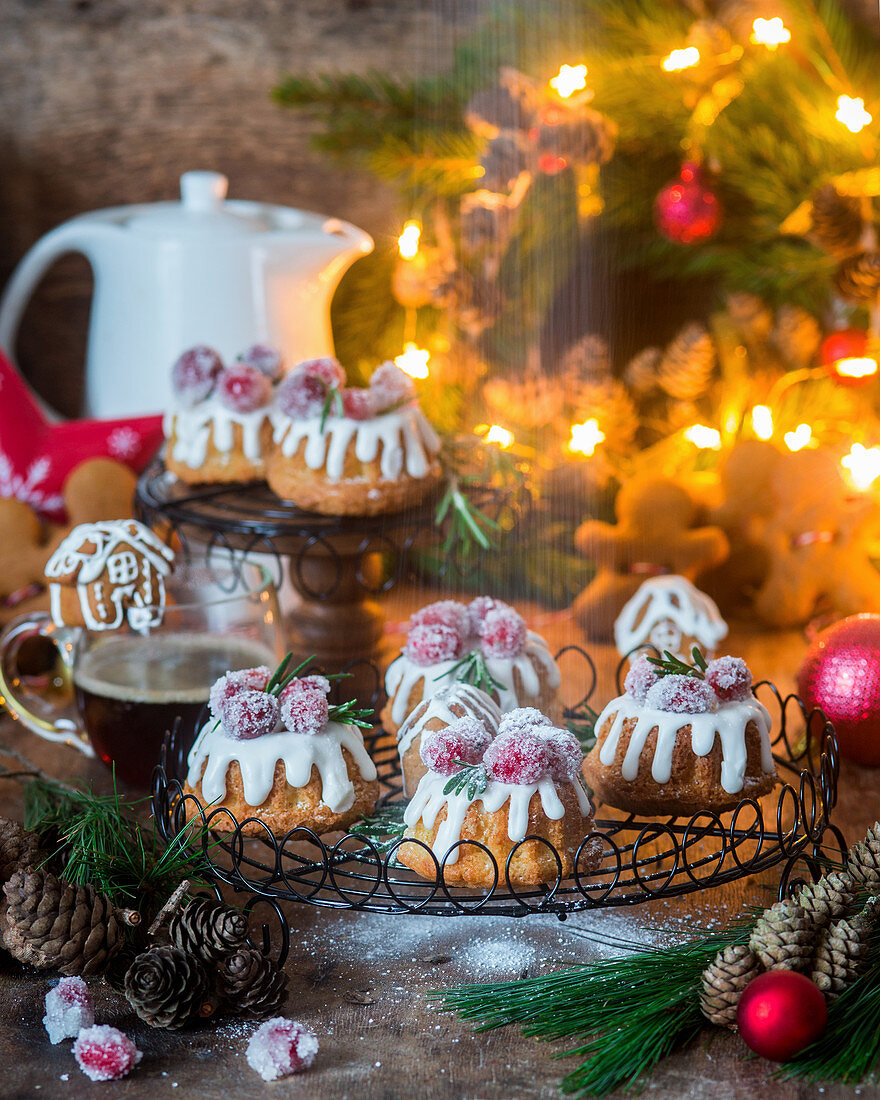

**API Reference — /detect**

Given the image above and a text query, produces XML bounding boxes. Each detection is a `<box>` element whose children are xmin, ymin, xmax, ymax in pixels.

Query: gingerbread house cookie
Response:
<box><xmin>45</xmin><ymin>519</ymin><xmax>175</xmax><ymax>633</ymax></box>
<box><xmin>613</xmin><ymin>575</ymin><xmax>728</xmax><ymax>661</ymax></box>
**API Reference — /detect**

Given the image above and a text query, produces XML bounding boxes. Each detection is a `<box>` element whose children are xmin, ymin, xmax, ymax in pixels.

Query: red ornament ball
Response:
<box><xmin>737</xmin><ymin>971</ymin><xmax>827</xmax><ymax>1062</ymax></box>
<box><xmin>819</xmin><ymin>328</ymin><xmax>875</xmax><ymax>386</ymax></box>
<box><xmin>798</xmin><ymin>613</ymin><xmax>880</xmax><ymax>765</ymax></box>
<box><xmin>654</xmin><ymin>162</ymin><xmax>722</xmax><ymax>244</ymax></box>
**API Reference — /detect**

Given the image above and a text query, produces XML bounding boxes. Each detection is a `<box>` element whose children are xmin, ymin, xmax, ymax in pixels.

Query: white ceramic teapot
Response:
<box><xmin>0</xmin><ymin>171</ymin><xmax>373</xmax><ymax>418</ymax></box>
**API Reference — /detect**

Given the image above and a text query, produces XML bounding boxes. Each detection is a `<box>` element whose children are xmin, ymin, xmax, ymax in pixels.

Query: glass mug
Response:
<box><xmin>0</xmin><ymin>562</ymin><xmax>285</xmax><ymax>787</ymax></box>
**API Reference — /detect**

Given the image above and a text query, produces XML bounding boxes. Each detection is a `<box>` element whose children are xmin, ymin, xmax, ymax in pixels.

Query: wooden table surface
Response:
<box><xmin>1</xmin><ymin>587</ymin><xmax>879</xmax><ymax>1100</ymax></box>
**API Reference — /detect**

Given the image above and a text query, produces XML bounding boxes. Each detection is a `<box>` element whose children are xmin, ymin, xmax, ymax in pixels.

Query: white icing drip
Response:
<box><xmin>613</xmin><ymin>575</ymin><xmax>728</xmax><ymax>659</ymax></box>
<box><xmin>273</xmin><ymin>402</ymin><xmax>440</xmax><ymax>482</ymax></box>
<box><xmin>396</xmin><ymin>683</ymin><xmax>502</xmax><ymax>761</ymax></box>
<box><xmin>385</xmin><ymin>631</ymin><xmax>561</xmax><ymax>728</ymax></box>
<box><xmin>593</xmin><ymin>693</ymin><xmax>775</xmax><ymax>795</ymax></box>
<box><xmin>165</xmin><ymin>398</ymin><xmax>287</xmax><ymax>469</ymax></box>
<box><xmin>404</xmin><ymin>771</ymin><xmax>591</xmax><ymax>866</ymax></box>
<box><xmin>187</xmin><ymin>719</ymin><xmax>377</xmax><ymax>813</ymax></box>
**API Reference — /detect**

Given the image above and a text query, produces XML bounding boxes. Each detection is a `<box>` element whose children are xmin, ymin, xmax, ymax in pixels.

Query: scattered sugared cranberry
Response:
<box><xmin>277</xmin><ymin>369</ymin><xmax>326</xmax><ymax>419</ymax></box>
<box><xmin>341</xmin><ymin>388</ymin><xmax>377</xmax><ymax>420</ymax></box>
<box><xmin>171</xmin><ymin>345</ymin><xmax>223</xmax><ymax>405</ymax></box>
<box><xmin>209</xmin><ymin>667</ymin><xmax>272</xmax><ymax>719</ymax></box>
<box><xmin>420</xmin><ymin>716</ymin><xmax>493</xmax><ymax>775</ymax></box>
<box><xmin>238</xmin><ymin>343</ymin><xmax>283</xmax><ymax>380</ymax></box>
<box><xmin>43</xmin><ymin>976</ymin><xmax>94</xmax><ymax>1045</ymax></box>
<box><xmin>369</xmin><ymin>360</ymin><xmax>416</xmax><ymax>411</ymax></box>
<box><xmin>538</xmin><ymin>728</ymin><xmax>583</xmax><ymax>783</ymax></box>
<box><xmin>645</xmin><ymin>675</ymin><xmax>717</xmax><ymax>714</ymax></box>
<box><xmin>280</xmin><ymin>686</ymin><xmax>329</xmax><ymax>735</ymax></box>
<box><xmin>221</xmin><ymin>688</ymin><xmax>280</xmax><ymax>739</ymax></box>
<box><xmin>217</xmin><ymin>364</ymin><xmax>273</xmax><ymax>412</ymax></box>
<box><xmin>706</xmin><ymin>656</ymin><xmax>753</xmax><ymax>702</ymax></box>
<box><xmin>246</xmin><ymin>1017</ymin><xmax>318</xmax><ymax>1082</ymax></box>
<box><xmin>405</xmin><ymin>622</ymin><xmax>464</xmax><ymax>666</ymax></box>
<box><xmin>73</xmin><ymin>1025</ymin><xmax>142</xmax><ymax>1082</ymax></box>
<box><xmin>624</xmin><ymin>656</ymin><xmax>662</xmax><ymax>703</ymax></box>
<box><xmin>483</xmin><ymin>729</ymin><xmax>550</xmax><ymax>785</ymax></box>
<box><xmin>410</xmin><ymin>600</ymin><xmax>470</xmax><ymax>638</ymax></box>
<box><xmin>479</xmin><ymin>605</ymin><xmax>527</xmax><ymax>658</ymax></box>
<box><xmin>297</xmin><ymin>357</ymin><xmax>346</xmax><ymax>390</ymax></box>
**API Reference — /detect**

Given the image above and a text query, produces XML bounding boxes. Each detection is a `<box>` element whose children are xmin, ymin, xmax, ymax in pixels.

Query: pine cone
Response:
<box><xmin>811</xmin><ymin>899</ymin><xmax>879</xmax><ymax>999</ymax></box>
<box><xmin>770</xmin><ymin>305</ymin><xmax>821</xmax><ymax>368</ymax></box>
<box><xmin>749</xmin><ymin>898</ymin><xmax>815</xmax><ymax>971</ymax></box>
<box><xmin>847</xmin><ymin>822</ymin><xmax>880</xmax><ymax>889</ymax></box>
<box><xmin>725</xmin><ymin>292</ymin><xmax>773</xmax><ymax>342</ymax></box>
<box><xmin>624</xmin><ymin>347</ymin><xmax>661</xmax><ymax>396</ymax></box>
<box><xmin>797</xmin><ymin>871</ymin><xmax>857</xmax><ymax>928</ymax></box>
<box><xmin>217</xmin><ymin>947</ymin><xmax>288</xmax><ymax>1020</ymax></box>
<box><xmin>125</xmin><ymin>944</ymin><xmax>212</xmax><ymax>1029</ymax></box>
<box><xmin>834</xmin><ymin>252</ymin><xmax>880</xmax><ymax>302</ymax></box>
<box><xmin>699</xmin><ymin>943</ymin><xmax>762</xmax><ymax>1028</ymax></box>
<box><xmin>657</xmin><ymin>323</ymin><xmax>715</xmax><ymax>400</ymax></box>
<box><xmin>167</xmin><ymin>897</ymin><xmax>248</xmax><ymax>965</ymax></box>
<box><xmin>0</xmin><ymin>819</ymin><xmax>45</xmax><ymax>884</ymax></box>
<box><xmin>3</xmin><ymin>869</ymin><xmax>122</xmax><ymax>976</ymax></box>
<box><xmin>811</xmin><ymin>183</ymin><xmax>863</xmax><ymax>257</ymax></box>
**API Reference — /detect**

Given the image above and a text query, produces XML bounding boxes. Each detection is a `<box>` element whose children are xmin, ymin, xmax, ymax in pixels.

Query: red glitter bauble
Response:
<box><xmin>797</xmin><ymin>614</ymin><xmax>880</xmax><ymax>765</ymax></box>
<box><xmin>737</xmin><ymin>971</ymin><xmax>827</xmax><ymax>1062</ymax></box>
<box><xmin>654</xmin><ymin>162</ymin><xmax>722</xmax><ymax>244</ymax></box>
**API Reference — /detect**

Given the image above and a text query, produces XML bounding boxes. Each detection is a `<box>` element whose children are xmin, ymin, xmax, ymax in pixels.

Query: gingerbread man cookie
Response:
<box><xmin>571</xmin><ymin>476</ymin><xmax>729</xmax><ymax>641</ymax></box>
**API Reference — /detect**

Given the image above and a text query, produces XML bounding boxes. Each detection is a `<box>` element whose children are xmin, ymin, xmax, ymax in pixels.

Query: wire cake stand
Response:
<box><xmin>151</xmin><ymin>649</ymin><xmax>843</xmax><ymax>964</ymax></box>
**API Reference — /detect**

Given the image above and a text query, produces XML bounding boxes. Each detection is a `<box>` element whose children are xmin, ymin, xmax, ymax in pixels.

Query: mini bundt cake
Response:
<box><xmin>584</xmin><ymin>653</ymin><xmax>777</xmax><ymax>816</ymax></box>
<box><xmin>382</xmin><ymin>597</ymin><xmax>563</xmax><ymax>737</ymax></box>
<box><xmin>184</xmin><ymin>663</ymin><xmax>378</xmax><ymax>836</ymax></box>
<box><xmin>399</xmin><ymin>707</ymin><xmax>597</xmax><ymax>888</ymax></box>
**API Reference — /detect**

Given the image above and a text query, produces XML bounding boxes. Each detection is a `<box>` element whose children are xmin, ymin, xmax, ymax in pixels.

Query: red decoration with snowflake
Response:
<box><xmin>654</xmin><ymin>162</ymin><xmax>722</xmax><ymax>244</ymax></box>
<box><xmin>0</xmin><ymin>347</ymin><xmax>162</xmax><ymax>521</ymax></box>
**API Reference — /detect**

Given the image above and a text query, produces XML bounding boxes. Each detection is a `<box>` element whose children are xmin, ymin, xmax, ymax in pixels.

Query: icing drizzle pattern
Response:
<box><xmin>403</xmin><ymin>771</ymin><xmax>592</xmax><ymax>866</ymax></box>
<box><xmin>613</xmin><ymin>574</ymin><xmax>728</xmax><ymax>658</ymax></box>
<box><xmin>164</xmin><ymin>398</ymin><xmax>288</xmax><ymax>469</ymax></box>
<box><xmin>272</xmin><ymin>401</ymin><xmax>441</xmax><ymax>482</ymax></box>
<box><xmin>187</xmin><ymin>719</ymin><xmax>378</xmax><ymax>813</ymax></box>
<box><xmin>386</xmin><ymin>631</ymin><xmax>561</xmax><ymax>727</ymax></box>
<box><xmin>396</xmin><ymin>683</ymin><xmax>502</xmax><ymax>761</ymax></box>
<box><xmin>593</xmin><ymin>693</ymin><xmax>775</xmax><ymax>795</ymax></box>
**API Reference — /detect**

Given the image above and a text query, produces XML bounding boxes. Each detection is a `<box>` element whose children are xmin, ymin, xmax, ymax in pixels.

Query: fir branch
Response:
<box><xmin>437</xmin><ymin>649</ymin><xmax>504</xmax><ymax>695</ymax></box>
<box><xmin>443</xmin><ymin>762</ymin><xmax>488</xmax><ymax>801</ymax></box>
<box><xmin>646</xmin><ymin>647</ymin><xmax>708</xmax><ymax>679</ymax></box>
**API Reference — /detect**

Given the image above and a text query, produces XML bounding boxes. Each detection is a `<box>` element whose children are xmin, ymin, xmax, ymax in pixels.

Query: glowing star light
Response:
<box><xmin>784</xmin><ymin>423</ymin><xmax>812</xmax><ymax>452</ymax></box>
<box><xmin>751</xmin><ymin>405</ymin><xmax>774</xmax><ymax>440</ymax></box>
<box><xmin>482</xmin><ymin>424</ymin><xmax>514</xmax><ymax>449</ymax></box>
<box><xmin>842</xmin><ymin>444</ymin><xmax>880</xmax><ymax>491</ymax></box>
<box><xmin>836</xmin><ymin>96</ymin><xmax>872</xmax><ymax>134</ymax></box>
<box><xmin>837</xmin><ymin>356</ymin><xmax>878</xmax><ymax>380</ymax></box>
<box><xmin>394</xmin><ymin>343</ymin><xmax>430</xmax><ymax>379</ymax></box>
<box><xmin>397</xmin><ymin>221</ymin><xmax>421</xmax><ymax>260</ymax></box>
<box><xmin>750</xmin><ymin>17</ymin><xmax>790</xmax><ymax>49</ymax></box>
<box><xmin>684</xmin><ymin>424</ymin><xmax>721</xmax><ymax>450</ymax></box>
<box><xmin>662</xmin><ymin>47</ymin><xmax>700</xmax><ymax>72</ymax></box>
<box><xmin>550</xmin><ymin>63</ymin><xmax>588</xmax><ymax>99</ymax></box>
<box><xmin>568</xmin><ymin>419</ymin><xmax>605</xmax><ymax>456</ymax></box>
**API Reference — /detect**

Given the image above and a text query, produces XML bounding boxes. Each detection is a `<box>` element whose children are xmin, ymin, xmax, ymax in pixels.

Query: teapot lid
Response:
<box><xmin>124</xmin><ymin>172</ymin><xmax>272</xmax><ymax>236</ymax></box>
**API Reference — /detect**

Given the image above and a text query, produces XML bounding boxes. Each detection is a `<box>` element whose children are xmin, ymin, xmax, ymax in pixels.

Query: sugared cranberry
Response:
<box><xmin>297</xmin><ymin>357</ymin><xmax>346</xmax><ymax>390</ymax></box>
<box><xmin>277</xmin><ymin>369</ymin><xmax>326</xmax><ymax>419</ymax></box>
<box><xmin>624</xmin><ymin>655</ymin><xmax>662</xmax><ymax>703</ymax></box>
<box><xmin>479</xmin><ymin>605</ymin><xmax>527</xmax><ymax>658</ymax></box>
<box><xmin>705</xmin><ymin>656</ymin><xmax>753</xmax><ymax>702</ymax></box>
<box><xmin>404</xmin><ymin>622</ymin><xmax>464</xmax><ymax>666</ymax></box>
<box><xmin>483</xmin><ymin>730</ymin><xmax>550</xmax><ymax>785</ymax></box>
<box><xmin>497</xmin><ymin>707</ymin><xmax>552</xmax><ymax>737</ymax></box>
<box><xmin>221</xmin><ymin>688</ymin><xmax>280</xmax><ymax>739</ymax></box>
<box><xmin>410</xmin><ymin>600</ymin><xmax>470</xmax><ymax>637</ymax></box>
<box><xmin>217</xmin><ymin>364</ymin><xmax>273</xmax><ymax>412</ymax></box>
<box><xmin>369</xmin><ymin>361</ymin><xmax>416</xmax><ymax>412</ymax></box>
<box><xmin>280</xmin><ymin>687</ymin><xmax>329</xmax><ymax>734</ymax></box>
<box><xmin>420</xmin><ymin>716</ymin><xmax>493</xmax><ymax>775</ymax></box>
<box><xmin>43</xmin><ymin>976</ymin><xmax>94</xmax><ymax>1045</ymax></box>
<box><xmin>467</xmin><ymin>596</ymin><xmax>499</xmax><ymax>634</ymax></box>
<box><xmin>645</xmin><ymin>675</ymin><xmax>717</xmax><ymax>714</ymax></box>
<box><xmin>538</xmin><ymin>728</ymin><xmax>583</xmax><ymax>783</ymax></box>
<box><xmin>238</xmin><ymin>343</ymin><xmax>283</xmax><ymax>380</ymax></box>
<box><xmin>281</xmin><ymin>674</ymin><xmax>331</xmax><ymax>697</ymax></box>
<box><xmin>171</xmin><ymin>345</ymin><xmax>223</xmax><ymax>405</ymax></box>
<box><xmin>246</xmin><ymin>1017</ymin><xmax>318</xmax><ymax>1082</ymax></box>
<box><xmin>73</xmin><ymin>1025</ymin><xmax>142</xmax><ymax>1082</ymax></box>
<box><xmin>209</xmin><ymin>667</ymin><xmax>272</xmax><ymax>719</ymax></box>
<box><xmin>341</xmin><ymin>388</ymin><xmax>377</xmax><ymax>420</ymax></box>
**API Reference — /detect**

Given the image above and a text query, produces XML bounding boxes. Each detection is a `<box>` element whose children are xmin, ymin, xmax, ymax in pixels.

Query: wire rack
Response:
<box><xmin>151</xmin><ymin>648</ymin><xmax>843</xmax><ymax>959</ymax></box>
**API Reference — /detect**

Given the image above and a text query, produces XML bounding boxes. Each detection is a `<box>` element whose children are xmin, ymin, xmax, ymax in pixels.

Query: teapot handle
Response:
<box><xmin>0</xmin><ymin>221</ymin><xmax>115</xmax><ymax>364</ymax></box>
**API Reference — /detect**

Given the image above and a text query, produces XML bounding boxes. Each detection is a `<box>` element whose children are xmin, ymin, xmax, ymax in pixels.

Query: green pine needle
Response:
<box><xmin>646</xmin><ymin>647</ymin><xmax>708</xmax><ymax>679</ymax></box>
<box><xmin>328</xmin><ymin>697</ymin><xmax>375</xmax><ymax>729</ymax></box>
<box><xmin>353</xmin><ymin>802</ymin><xmax>409</xmax><ymax>852</ymax></box>
<box><xmin>437</xmin><ymin>649</ymin><xmax>504</xmax><ymax>695</ymax></box>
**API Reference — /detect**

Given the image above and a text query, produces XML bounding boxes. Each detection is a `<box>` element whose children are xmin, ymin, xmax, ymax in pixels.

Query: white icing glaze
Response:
<box><xmin>44</xmin><ymin>520</ymin><xmax>175</xmax><ymax>633</ymax></box>
<box><xmin>403</xmin><ymin>770</ymin><xmax>592</xmax><ymax>866</ymax></box>
<box><xmin>613</xmin><ymin>575</ymin><xmax>728</xmax><ymax>659</ymax></box>
<box><xmin>396</xmin><ymin>683</ymin><xmax>502</xmax><ymax>761</ymax></box>
<box><xmin>187</xmin><ymin>719</ymin><xmax>377</xmax><ymax>814</ymax></box>
<box><xmin>272</xmin><ymin>401</ymin><xmax>441</xmax><ymax>482</ymax></box>
<box><xmin>593</xmin><ymin>693</ymin><xmax>775</xmax><ymax>795</ymax></box>
<box><xmin>385</xmin><ymin>631</ymin><xmax>562</xmax><ymax>728</ymax></box>
<box><xmin>164</xmin><ymin>397</ymin><xmax>287</xmax><ymax>469</ymax></box>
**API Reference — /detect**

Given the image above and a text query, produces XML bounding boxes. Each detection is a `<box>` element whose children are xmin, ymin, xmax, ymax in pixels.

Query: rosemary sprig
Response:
<box><xmin>353</xmin><ymin>802</ymin><xmax>409</xmax><ymax>852</ymax></box>
<box><xmin>443</xmin><ymin>762</ymin><xmax>488</xmax><ymax>800</ymax></box>
<box><xmin>328</xmin><ymin>697</ymin><xmax>375</xmax><ymax>729</ymax></box>
<box><xmin>437</xmin><ymin>649</ymin><xmax>504</xmax><ymax>694</ymax></box>
<box><xmin>319</xmin><ymin>384</ymin><xmax>344</xmax><ymax>432</ymax></box>
<box><xmin>435</xmin><ymin>474</ymin><xmax>501</xmax><ymax>554</ymax></box>
<box><xmin>566</xmin><ymin>706</ymin><xmax>599</xmax><ymax>752</ymax></box>
<box><xmin>646</xmin><ymin>646</ymin><xmax>708</xmax><ymax>679</ymax></box>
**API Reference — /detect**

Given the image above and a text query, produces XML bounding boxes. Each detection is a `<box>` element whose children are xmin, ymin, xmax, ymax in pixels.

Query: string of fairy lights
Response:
<box><xmin>389</xmin><ymin>14</ymin><xmax>880</xmax><ymax>494</ymax></box>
